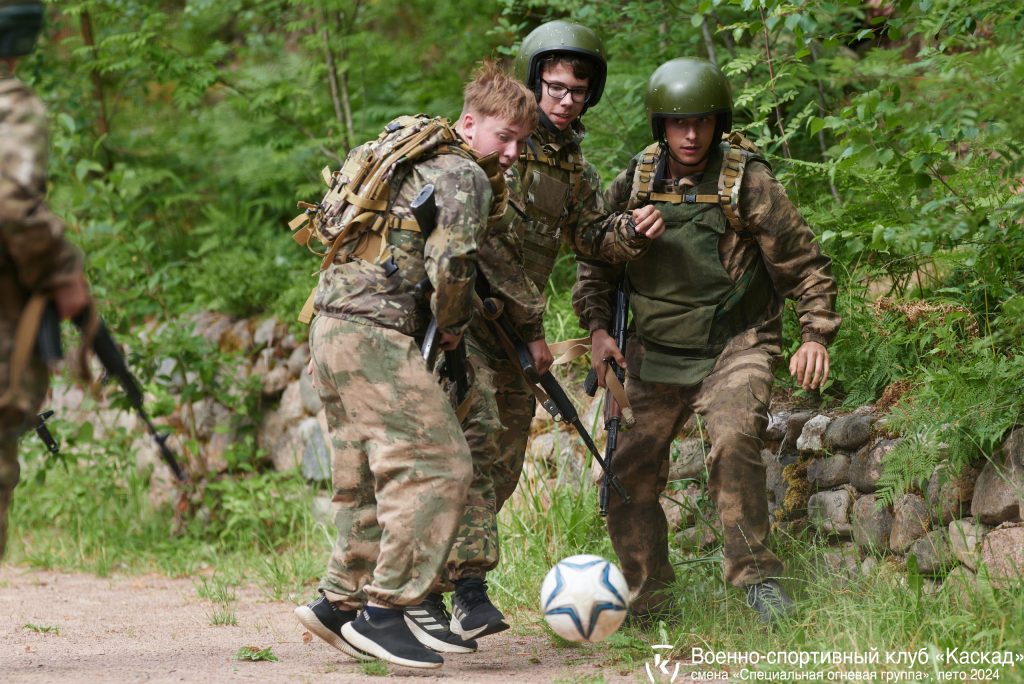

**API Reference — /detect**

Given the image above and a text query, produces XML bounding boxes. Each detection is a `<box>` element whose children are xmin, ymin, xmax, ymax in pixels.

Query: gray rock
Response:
<box><xmin>299</xmin><ymin>416</ymin><xmax>331</xmax><ymax>482</ymax></box>
<box><xmin>980</xmin><ymin>522</ymin><xmax>1024</xmax><ymax>587</ymax></box>
<box><xmin>261</xmin><ymin>364</ymin><xmax>291</xmax><ymax>398</ymax></box>
<box><xmin>860</xmin><ymin>556</ymin><xmax>878</xmax><ymax>577</ymax></box>
<box><xmin>797</xmin><ymin>415</ymin><xmax>832</xmax><ymax>453</ymax></box>
<box><xmin>926</xmin><ymin>464</ymin><xmax>976</xmax><ymax>526</ymax></box>
<box><xmin>254</xmin><ymin>317</ymin><xmax>283</xmax><ymax>349</ymax></box>
<box><xmin>763</xmin><ymin>448</ymin><xmax>786</xmax><ymax>506</ymax></box>
<box><xmin>807</xmin><ymin>453</ymin><xmax>851</xmax><ymax>488</ymax></box>
<box><xmin>277</xmin><ymin>381</ymin><xmax>305</xmax><ymax>425</ymax></box>
<box><xmin>765</xmin><ymin>410</ymin><xmax>793</xmax><ymax>443</ymax></box>
<box><xmin>852</xmin><ymin>494</ymin><xmax>893</xmax><ymax>552</ymax></box>
<box><xmin>674</xmin><ymin>521</ymin><xmax>719</xmax><ymax>552</ymax></box>
<box><xmin>269</xmin><ymin>421</ymin><xmax>304</xmax><ymax>472</ymax></box>
<box><xmin>223</xmin><ymin>319</ymin><xmax>253</xmax><ymax>352</ymax></box>
<box><xmin>942</xmin><ymin>565</ymin><xmax>977</xmax><ymax>604</ymax></box>
<box><xmin>970</xmin><ymin>453</ymin><xmax>1023</xmax><ymax>525</ymax></box>
<box><xmin>286</xmin><ymin>343</ymin><xmax>311</xmax><ymax>378</ymax></box>
<box><xmin>191</xmin><ymin>311</ymin><xmax>234</xmax><ymax>346</ymax></box>
<box><xmin>661</xmin><ymin>483</ymin><xmax>703</xmax><ymax>531</ymax></box>
<box><xmin>669</xmin><ymin>437</ymin><xmax>708</xmax><ymax>482</ymax></box>
<box><xmin>783</xmin><ymin>411</ymin><xmax>815</xmax><ymax>449</ymax></box>
<box><xmin>948</xmin><ymin>518</ymin><xmax>989</xmax><ymax>570</ymax></box>
<box><xmin>298</xmin><ymin>371</ymin><xmax>323</xmax><ymax>416</ymax></box>
<box><xmin>908</xmin><ymin>529</ymin><xmax>954</xmax><ymax>575</ymax></box>
<box><xmin>311</xmin><ymin>495</ymin><xmax>333</xmax><ymax>527</ymax></box>
<box><xmin>808</xmin><ymin>487</ymin><xmax>855</xmax><ymax>537</ymax></box>
<box><xmin>850</xmin><ymin>438</ymin><xmax>899</xmax><ymax>493</ymax></box>
<box><xmin>825</xmin><ymin>415</ymin><xmax>874</xmax><ymax>451</ymax></box>
<box><xmin>818</xmin><ymin>542</ymin><xmax>860</xmax><ymax>580</ymax></box>
<box><xmin>890</xmin><ymin>493</ymin><xmax>930</xmax><ymax>553</ymax></box>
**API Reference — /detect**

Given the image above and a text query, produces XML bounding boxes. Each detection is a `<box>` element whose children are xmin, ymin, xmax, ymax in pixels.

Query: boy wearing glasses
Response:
<box><xmin>439</xmin><ymin>20</ymin><xmax>662</xmax><ymax>641</ymax></box>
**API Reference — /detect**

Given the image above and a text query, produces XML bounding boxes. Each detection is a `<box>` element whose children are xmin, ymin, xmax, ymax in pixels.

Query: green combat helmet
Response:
<box><xmin>645</xmin><ymin>57</ymin><xmax>732</xmax><ymax>141</ymax></box>
<box><xmin>514</xmin><ymin>19</ymin><xmax>607</xmax><ymax>112</ymax></box>
<box><xmin>0</xmin><ymin>0</ymin><xmax>43</xmax><ymax>58</ymax></box>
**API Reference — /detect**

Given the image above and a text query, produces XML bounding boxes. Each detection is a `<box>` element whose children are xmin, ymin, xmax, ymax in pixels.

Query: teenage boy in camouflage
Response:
<box><xmin>435</xmin><ymin>20</ymin><xmax>664</xmax><ymax>643</ymax></box>
<box><xmin>1</xmin><ymin>0</ymin><xmax>91</xmax><ymax>559</ymax></box>
<box><xmin>293</xmin><ymin>63</ymin><xmax>536</xmax><ymax>669</ymax></box>
<box><xmin>574</xmin><ymin>58</ymin><xmax>840</xmax><ymax>624</ymax></box>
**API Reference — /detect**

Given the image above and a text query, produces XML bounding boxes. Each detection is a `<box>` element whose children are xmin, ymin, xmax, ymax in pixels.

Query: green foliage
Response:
<box><xmin>234</xmin><ymin>645</ymin><xmax>278</xmax><ymax>662</ymax></box>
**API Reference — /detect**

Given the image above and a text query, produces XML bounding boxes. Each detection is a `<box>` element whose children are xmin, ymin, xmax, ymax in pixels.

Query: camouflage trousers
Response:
<box><xmin>442</xmin><ymin>344</ymin><xmax>535</xmax><ymax>583</ymax></box>
<box><xmin>608</xmin><ymin>337</ymin><xmax>784</xmax><ymax>614</ymax></box>
<box><xmin>309</xmin><ymin>315</ymin><xmax>472</xmax><ymax>609</ymax></box>
<box><xmin>0</xmin><ymin>307</ymin><xmax>49</xmax><ymax>560</ymax></box>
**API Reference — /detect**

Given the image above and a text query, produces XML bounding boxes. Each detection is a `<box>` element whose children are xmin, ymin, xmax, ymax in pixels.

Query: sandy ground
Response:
<box><xmin>0</xmin><ymin>566</ymin><xmax>669</xmax><ymax>683</ymax></box>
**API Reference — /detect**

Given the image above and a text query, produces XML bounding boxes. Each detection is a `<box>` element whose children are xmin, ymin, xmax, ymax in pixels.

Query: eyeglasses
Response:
<box><xmin>540</xmin><ymin>78</ymin><xmax>589</xmax><ymax>104</ymax></box>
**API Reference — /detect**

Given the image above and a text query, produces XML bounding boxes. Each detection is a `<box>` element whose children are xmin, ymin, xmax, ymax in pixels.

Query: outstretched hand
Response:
<box><xmin>789</xmin><ymin>341</ymin><xmax>830</xmax><ymax>391</ymax></box>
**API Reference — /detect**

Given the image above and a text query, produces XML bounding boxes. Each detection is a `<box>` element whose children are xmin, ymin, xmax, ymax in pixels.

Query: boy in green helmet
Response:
<box><xmin>574</xmin><ymin>58</ymin><xmax>840</xmax><ymax>624</ymax></box>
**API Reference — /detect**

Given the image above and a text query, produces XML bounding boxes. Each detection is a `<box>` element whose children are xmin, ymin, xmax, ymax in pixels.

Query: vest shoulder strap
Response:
<box><xmin>627</xmin><ymin>142</ymin><xmax>662</xmax><ymax>210</ymax></box>
<box><xmin>627</xmin><ymin>133</ymin><xmax>762</xmax><ymax>239</ymax></box>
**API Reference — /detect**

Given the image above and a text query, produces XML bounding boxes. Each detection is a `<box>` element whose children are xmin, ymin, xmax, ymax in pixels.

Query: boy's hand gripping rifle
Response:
<box><xmin>583</xmin><ymin>278</ymin><xmax>633</xmax><ymax>516</ymax></box>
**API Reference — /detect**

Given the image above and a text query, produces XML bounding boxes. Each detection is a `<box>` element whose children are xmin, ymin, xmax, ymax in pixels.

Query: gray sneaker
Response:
<box><xmin>745</xmin><ymin>580</ymin><xmax>794</xmax><ymax>624</ymax></box>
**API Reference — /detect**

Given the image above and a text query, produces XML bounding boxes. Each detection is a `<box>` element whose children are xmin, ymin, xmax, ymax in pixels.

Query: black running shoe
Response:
<box><xmin>450</xmin><ymin>579</ymin><xmax>509</xmax><ymax>640</ymax></box>
<box><xmin>404</xmin><ymin>593</ymin><xmax>478</xmax><ymax>653</ymax></box>
<box><xmin>294</xmin><ymin>595</ymin><xmax>373</xmax><ymax>661</ymax></box>
<box><xmin>745</xmin><ymin>579</ymin><xmax>795</xmax><ymax>624</ymax></box>
<box><xmin>342</xmin><ymin>608</ymin><xmax>444</xmax><ymax>669</ymax></box>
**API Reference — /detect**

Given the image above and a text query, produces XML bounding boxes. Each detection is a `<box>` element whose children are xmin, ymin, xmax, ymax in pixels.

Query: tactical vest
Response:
<box><xmin>515</xmin><ymin>131</ymin><xmax>586</xmax><ymax>291</ymax></box>
<box><xmin>289</xmin><ymin>115</ymin><xmax>505</xmax><ymax>324</ymax></box>
<box><xmin>626</xmin><ymin>134</ymin><xmax>774</xmax><ymax>387</ymax></box>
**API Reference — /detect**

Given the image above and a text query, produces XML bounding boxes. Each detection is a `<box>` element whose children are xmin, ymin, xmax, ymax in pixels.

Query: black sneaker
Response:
<box><xmin>341</xmin><ymin>607</ymin><xmax>444</xmax><ymax>669</ymax></box>
<box><xmin>404</xmin><ymin>593</ymin><xmax>478</xmax><ymax>653</ymax></box>
<box><xmin>450</xmin><ymin>579</ymin><xmax>509</xmax><ymax>640</ymax></box>
<box><xmin>294</xmin><ymin>595</ymin><xmax>373</xmax><ymax>661</ymax></box>
<box><xmin>745</xmin><ymin>579</ymin><xmax>794</xmax><ymax>624</ymax></box>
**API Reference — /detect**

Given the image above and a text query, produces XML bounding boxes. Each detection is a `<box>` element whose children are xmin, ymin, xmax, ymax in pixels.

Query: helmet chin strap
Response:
<box><xmin>659</xmin><ymin>137</ymin><xmax>714</xmax><ymax>176</ymax></box>
<box><xmin>537</xmin><ymin>107</ymin><xmax>561</xmax><ymax>134</ymax></box>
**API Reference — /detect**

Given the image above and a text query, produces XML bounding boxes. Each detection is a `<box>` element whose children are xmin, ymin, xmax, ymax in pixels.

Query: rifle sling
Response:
<box><xmin>546</xmin><ymin>336</ymin><xmax>634</xmax><ymax>427</ymax></box>
<box><xmin>0</xmin><ymin>294</ymin><xmax>47</xmax><ymax>410</ymax></box>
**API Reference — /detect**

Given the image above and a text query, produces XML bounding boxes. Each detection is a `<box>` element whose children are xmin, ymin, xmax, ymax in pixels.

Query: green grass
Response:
<box><xmin>10</xmin><ymin>403</ymin><xmax>1024</xmax><ymax>680</ymax></box>
<box><xmin>24</xmin><ymin>623</ymin><xmax>61</xmax><ymax>635</ymax></box>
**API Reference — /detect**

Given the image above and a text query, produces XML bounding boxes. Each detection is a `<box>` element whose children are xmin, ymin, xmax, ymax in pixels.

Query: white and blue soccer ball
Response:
<box><xmin>540</xmin><ymin>554</ymin><xmax>629</xmax><ymax>642</ymax></box>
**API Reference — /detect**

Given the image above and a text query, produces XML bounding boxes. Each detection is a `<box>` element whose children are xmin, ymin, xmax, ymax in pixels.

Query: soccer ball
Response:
<box><xmin>540</xmin><ymin>554</ymin><xmax>629</xmax><ymax>642</ymax></box>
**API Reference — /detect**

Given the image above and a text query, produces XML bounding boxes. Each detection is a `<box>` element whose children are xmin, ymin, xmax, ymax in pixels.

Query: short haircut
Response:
<box><xmin>462</xmin><ymin>60</ymin><xmax>538</xmax><ymax>131</ymax></box>
<box><xmin>537</xmin><ymin>54</ymin><xmax>596</xmax><ymax>82</ymax></box>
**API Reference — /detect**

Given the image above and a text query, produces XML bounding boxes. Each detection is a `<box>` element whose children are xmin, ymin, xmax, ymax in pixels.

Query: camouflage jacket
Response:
<box><xmin>507</xmin><ymin>119</ymin><xmax>647</xmax><ymax>294</ymax></box>
<box><xmin>466</xmin><ymin>192</ymin><xmax>546</xmax><ymax>359</ymax></box>
<box><xmin>573</xmin><ymin>148</ymin><xmax>840</xmax><ymax>356</ymax></box>
<box><xmin>313</xmin><ymin>149</ymin><xmax>492</xmax><ymax>339</ymax></box>
<box><xmin>0</xmin><ymin>64</ymin><xmax>82</xmax><ymax>324</ymax></box>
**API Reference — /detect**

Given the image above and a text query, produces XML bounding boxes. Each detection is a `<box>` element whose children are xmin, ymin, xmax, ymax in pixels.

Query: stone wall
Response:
<box><xmin>44</xmin><ymin>312</ymin><xmax>1024</xmax><ymax>590</ymax></box>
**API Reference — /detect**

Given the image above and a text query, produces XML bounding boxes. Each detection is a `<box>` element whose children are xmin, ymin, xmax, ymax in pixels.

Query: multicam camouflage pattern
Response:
<box><xmin>438</xmin><ymin>121</ymin><xmax>650</xmax><ymax>584</ymax></box>
<box><xmin>439</xmin><ymin>194</ymin><xmax>543</xmax><ymax>584</ymax></box>
<box><xmin>310</xmin><ymin>315</ymin><xmax>471</xmax><ymax>608</ymax></box>
<box><xmin>606</xmin><ymin>339</ymin><xmax>783</xmax><ymax>613</ymax></box>
<box><xmin>313</xmin><ymin>151</ymin><xmax>492</xmax><ymax>338</ymax></box>
<box><xmin>572</xmin><ymin>145</ymin><xmax>839</xmax><ymax>609</ymax></box>
<box><xmin>508</xmin><ymin>120</ymin><xmax>647</xmax><ymax>293</ymax></box>
<box><xmin>0</xmin><ymin>63</ymin><xmax>82</xmax><ymax>558</ymax></box>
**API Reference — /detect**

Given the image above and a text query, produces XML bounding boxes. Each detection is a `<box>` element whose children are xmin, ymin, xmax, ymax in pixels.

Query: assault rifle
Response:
<box><xmin>479</xmin><ymin>296</ymin><xmax>630</xmax><ymax>505</ymax></box>
<box><xmin>411</xmin><ymin>183</ymin><xmax>469</xmax><ymax>406</ymax></box>
<box><xmin>37</xmin><ymin>304</ymin><xmax>187</xmax><ymax>482</ymax></box>
<box><xmin>583</xmin><ymin>277</ymin><xmax>630</xmax><ymax>516</ymax></box>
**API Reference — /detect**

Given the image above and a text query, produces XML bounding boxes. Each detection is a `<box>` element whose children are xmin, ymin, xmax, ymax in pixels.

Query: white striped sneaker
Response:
<box><xmin>403</xmin><ymin>593</ymin><xmax>478</xmax><ymax>653</ymax></box>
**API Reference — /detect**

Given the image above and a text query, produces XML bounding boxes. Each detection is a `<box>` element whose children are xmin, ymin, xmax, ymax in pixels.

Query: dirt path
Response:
<box><xmin>0</xmin><ymin>566</ymin><xmax>660</xmax><ymax>683</ymax></box>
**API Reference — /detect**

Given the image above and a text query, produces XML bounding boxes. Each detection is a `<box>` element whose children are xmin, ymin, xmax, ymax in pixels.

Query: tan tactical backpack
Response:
<box><xmin>288</xmin><ymin>115</ymin><xmax>476</xmax><ymax>323</ymax></box>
